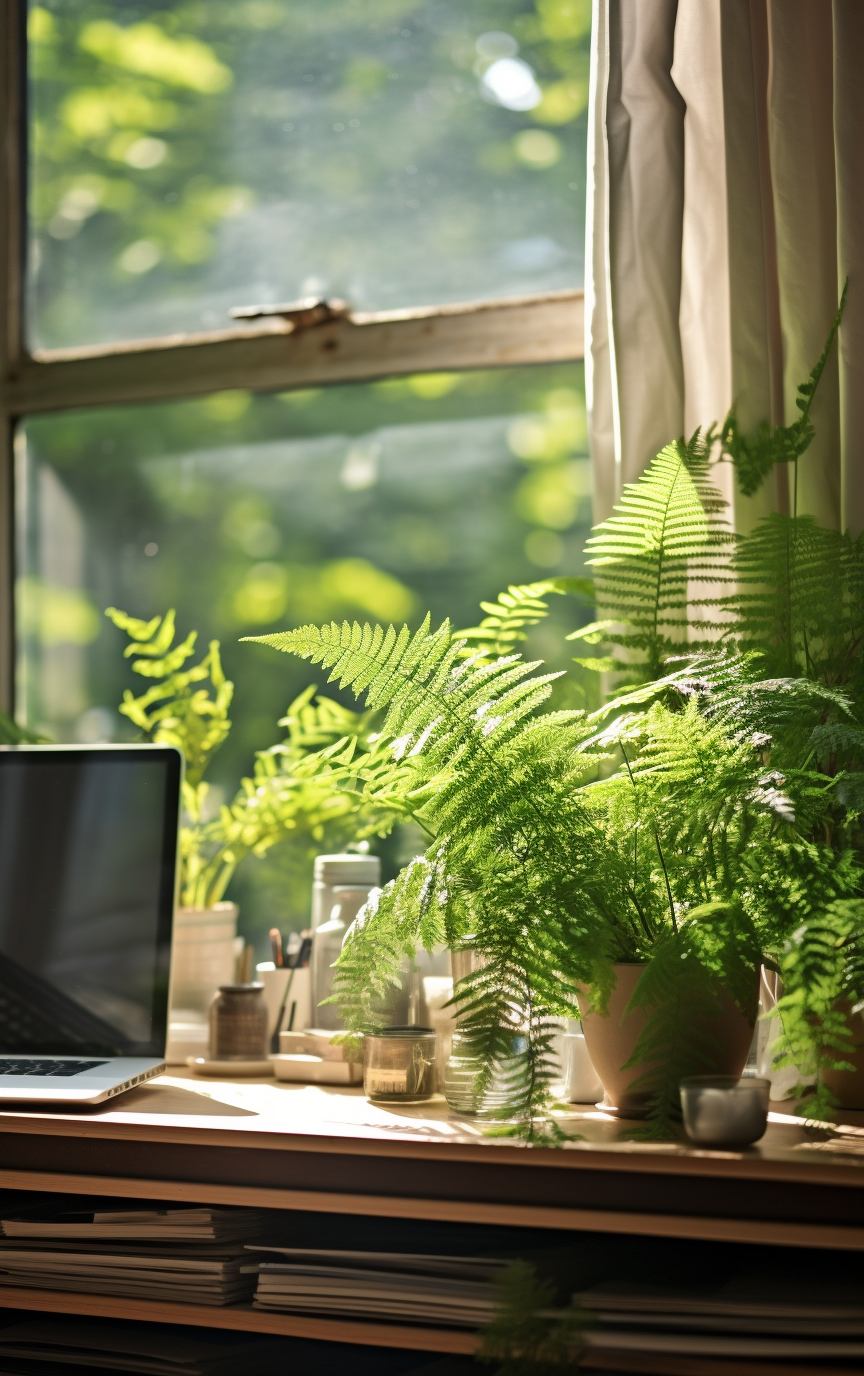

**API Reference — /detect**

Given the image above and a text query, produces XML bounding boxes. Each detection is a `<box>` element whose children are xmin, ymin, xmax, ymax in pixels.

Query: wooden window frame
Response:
<box><xmin>0</xmin><ymin>0</ymin><xmax>584</xmax><ymax>712</ymax></box>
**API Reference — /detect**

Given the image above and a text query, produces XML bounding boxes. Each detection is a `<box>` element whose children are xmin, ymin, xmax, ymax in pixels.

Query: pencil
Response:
<box><xmin>269</xmin><ymin>928</ymin><xmax>283</xmax><ymax>967</ymax></box>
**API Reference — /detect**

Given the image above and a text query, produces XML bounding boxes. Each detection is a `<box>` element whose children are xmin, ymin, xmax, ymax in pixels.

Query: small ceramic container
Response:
<box><xmin>680</xmin><ymin>1075</ymin><xmax>770</xmax><ymax>1147</ymax></box>
<box><xmin>209</xmin><ymin>983</ymin><xmax>269</xmax><ymax>1060</ymax></box>
<box><xmin>562</xmin><ymin>1029</ymin><xmax>604</xmax><ymax>1103</ymax></box>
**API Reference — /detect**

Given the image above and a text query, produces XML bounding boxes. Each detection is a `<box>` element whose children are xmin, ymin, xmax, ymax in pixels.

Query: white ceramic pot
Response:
<box><xmin>169</xmin><ymin>902</ymin><xmax>239</xmax><ymax>1016</ymax></box>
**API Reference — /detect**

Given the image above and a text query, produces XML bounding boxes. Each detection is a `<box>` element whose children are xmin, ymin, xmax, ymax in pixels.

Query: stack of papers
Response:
<box><xmin>0</xmin><ymin>1206</ymin><xmax>266</xmax><ymax>1306</ymax></box>
<box><xmin>245</xmin><ymin>1247</ymin><xmax>511</xmax><ymax>1327</ymax></box>
<box><xmin>0</xmin><ymin>1317</ymin><xmax>303</xmax><ymax>1374</ymax></box>
<box><xmin>578</xmin><ymin>1275</ymin><xmax>864</xmax><ymax>1364</ymax></box>
<box><xmin>0</xmin><ymin>1206</ymin><xmax>265</xmax><ymax>1244</ymax></box>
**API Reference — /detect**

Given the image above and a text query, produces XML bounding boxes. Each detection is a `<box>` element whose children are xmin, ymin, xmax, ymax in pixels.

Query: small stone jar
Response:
<box><xmin>209</xmin><ymin>983</ymin><xmax>268</xmax><ymax>1060</ymax></box>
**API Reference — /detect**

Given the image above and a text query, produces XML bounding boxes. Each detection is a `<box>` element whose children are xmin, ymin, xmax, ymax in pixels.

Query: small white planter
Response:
<box><xmin>166</xmin><ymin>903</ymin><xmax>239</xmax><ymax>1064</ymax></box>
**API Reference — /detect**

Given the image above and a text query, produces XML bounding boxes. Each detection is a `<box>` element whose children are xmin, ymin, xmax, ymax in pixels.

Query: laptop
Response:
<box><xmin>0</xmin><ymin>744</ymin><xmax>181</xmax><ymax>1103</ymax></box>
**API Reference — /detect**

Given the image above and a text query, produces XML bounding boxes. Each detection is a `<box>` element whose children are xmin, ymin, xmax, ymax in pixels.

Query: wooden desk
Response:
<box><xmin>0</xmin><ymin>1072</ymin><xmax>861</xmax><ymax>1359</ymax></box>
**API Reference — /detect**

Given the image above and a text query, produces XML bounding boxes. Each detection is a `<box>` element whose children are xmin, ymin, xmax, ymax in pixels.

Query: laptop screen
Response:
<box><xmin>0</xmin><ymin>746</ymin><xmax>181</xmax><ymax>1058</ymax></box>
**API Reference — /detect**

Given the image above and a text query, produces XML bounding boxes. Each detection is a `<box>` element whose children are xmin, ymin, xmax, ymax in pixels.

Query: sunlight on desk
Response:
<box><xmin>124</xmin><ymin>1074</ymin><xmax>490</xmax><ymax>1142</ymax></box>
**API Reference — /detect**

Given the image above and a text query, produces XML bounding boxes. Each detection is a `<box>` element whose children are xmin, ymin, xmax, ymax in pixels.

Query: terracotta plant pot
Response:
<box><xmin>821</xmin><ymin>1001</ymin><xmax>864</xmax><ymax>1110</ymax></box>
<box><xmin>577</xmin><ymin>962</ymin><xmax>757</xmax><ymax>1117</ymax></box>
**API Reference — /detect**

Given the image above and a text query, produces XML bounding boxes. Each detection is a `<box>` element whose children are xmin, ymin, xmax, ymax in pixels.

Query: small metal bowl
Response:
<box><xmin>680</xmin><ymin>1075</ymin><xmax>770</xmax><ymax>1148</ymax></box>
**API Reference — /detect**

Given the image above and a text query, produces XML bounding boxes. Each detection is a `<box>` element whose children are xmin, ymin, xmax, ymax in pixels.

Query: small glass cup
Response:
<box><xmin>363</xmin><ymin>1026</ymin><xmax>436</xmax><ymax>1103</ymax></box>
<box><xmin>443</xmin><ymin>1029</ymin><xmax>528</xmax><ymax>1116</ymax></box>
<box><xmin>209</xmin><ymin>983</ymin><xmax>269</xmax><ymax>1060</ymax></box>
<box><xmin>680</xmin><ymin>1075</ymin><xmax>770</xmax><ymax>1147</ymax></box>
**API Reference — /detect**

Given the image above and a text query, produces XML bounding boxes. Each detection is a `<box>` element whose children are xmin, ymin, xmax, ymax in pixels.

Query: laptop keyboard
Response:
<box><xmin>0</xmin><ymin>1060</ymin><xmax>107</xmax><ymax>1077</ymax></box>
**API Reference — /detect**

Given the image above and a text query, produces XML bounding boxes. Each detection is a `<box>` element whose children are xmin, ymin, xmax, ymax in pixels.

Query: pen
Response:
<box><xmin>270</xmin><ymin>965</ymin><xmax>296</xmax><ymax>1055</ymax></box>
<box><xmin>269</xmin><ymin>928</ymin><xmax>283</xmax><ymax>967</ymax></box>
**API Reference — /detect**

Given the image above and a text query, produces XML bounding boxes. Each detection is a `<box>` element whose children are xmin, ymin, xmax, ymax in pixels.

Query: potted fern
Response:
<box><xmin>244</xmin><ymin>293</ymin><xmax>861</xmax><ymax>1137</ymax></box>
<box><xmin>570</xmin><ymin>292</ymin><xmax>863</xmax><ymax>1121</ymax></box>
<box><xmin>247</xmin><ymin>606</ymin><xmax>807</xmax><ymax>1134</ymax></box>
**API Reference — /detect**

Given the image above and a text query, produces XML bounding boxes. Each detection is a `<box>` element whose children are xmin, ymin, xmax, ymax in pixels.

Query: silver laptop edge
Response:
<box><xmin>0</xmin><ymin>1059</ymin><xmax>167</xmax><ymax>1104</ymax></box>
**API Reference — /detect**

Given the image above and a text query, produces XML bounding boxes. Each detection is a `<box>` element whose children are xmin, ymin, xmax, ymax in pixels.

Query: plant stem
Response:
<box><xmin>653</xmin><ymin>832</ymin><xmax>679</xmax><ymax>936</ymax></box>
<box><xmin>620</xmin><ymin>740</ymin><xmax>676</xmax><ymax>938</ymax></box>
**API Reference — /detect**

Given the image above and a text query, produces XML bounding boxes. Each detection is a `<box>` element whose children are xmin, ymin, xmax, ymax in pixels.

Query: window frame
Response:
<box><xmin>0</xmin><ymin>0</ymin><xmax>584</xmax><ymax>712</ymax></box>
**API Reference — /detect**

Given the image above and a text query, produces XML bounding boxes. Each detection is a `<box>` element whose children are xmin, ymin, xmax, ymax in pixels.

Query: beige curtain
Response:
<box><xmin>586</xmin><ymin>0</ymin><xmax>864</xmax><ymax>535</ymax></box>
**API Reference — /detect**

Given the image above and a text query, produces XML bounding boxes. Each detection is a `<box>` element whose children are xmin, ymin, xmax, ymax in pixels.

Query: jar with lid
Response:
<box><xmin>310</xmin><ymin>854</ymin><xmax>380</xmax><ymax>1030</ymax></box>
<box><xmin>209</xmin><ymin>984</ymin><xmax>268</xmax><ymax>1060</ymax></box>
<box><xmin>363</xmin><ymin>1026</ymin><xmax>436</xmax><ymax>1103</ymax></box>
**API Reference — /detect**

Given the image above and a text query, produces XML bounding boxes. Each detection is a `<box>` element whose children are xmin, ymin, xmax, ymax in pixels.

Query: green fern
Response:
<box><xmin>105</xmin><ymin>607</ymin><xmax>233</xmax><ymax>796</ymax></box>
<box><xmin>479</xmin><ymin>1260</ymin><xmax>586</xmax><ymax>1374</ymax></box>
<box><xmin>575</xmin><ymin>297</ymin><xmax>849</xmax><ymax>691</ymax></box>
<box><xmin>579</xmin><ymin>655</ymin><xmax>864</xmax><ymax>1126</ymax></box>
<box><xmin>716</xmin><ymin>517</ymin><xmax>864</xmax><ymax>696</ymax></box>
<box><xmin>570</xmin><ymin>432</ymin><xmax>733</xmax><ymax>680</ymax></box>
<box><xmin>248</xmin><ymin>616</ymin><xmax>842</xmax><ymax>1135</ymax></box>
<box><xmin>455</xmin><ymin>578</ymin><xmax>585</xmax><ymax>660</ymax></box>
<box><xmin>248</xmin><ymin>617</ymin><xmax>648</xmax><ymax>1129</ymax></box>
<box><xmin>720</xmin><ymin>283</ymin><xmax>846</xmax><ymax>500</ymax></box>
<box><xmin>238</xmin><ymin>296</ymin><xmax>861</xmax><ymax>1135</ymax></box>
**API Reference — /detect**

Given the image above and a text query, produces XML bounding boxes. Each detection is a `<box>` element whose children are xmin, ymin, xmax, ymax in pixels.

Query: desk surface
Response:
<box><xmin>0</xmin><ymin>1073</ymin><xmax>862</xmax><ymax>1248</ymax></box>
<box><xmin>0</xmin><ymin>1070</ymin><xmax>862</xmax><ymax>1175</ymax></box>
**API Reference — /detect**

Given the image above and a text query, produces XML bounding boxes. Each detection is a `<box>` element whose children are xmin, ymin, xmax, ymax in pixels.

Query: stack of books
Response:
<box><xmin>577</xmin><ymin>1274</ymin><xmax>864</xmax><ymax>1368</ymax></box>
<box><xmin>0</xmin><ymin>1204</ymin><xmax>266</xmax><ymax>1306</ymax></box>
<box><xmin>245</xmin><ymin>1246</ymin><xmax>510</xmax><ymax>1327</ymax></box>
<box><xmin>0</xmin><ymin>1317</ymin><xmax>310</xmax><ymax>1375</ymax></box>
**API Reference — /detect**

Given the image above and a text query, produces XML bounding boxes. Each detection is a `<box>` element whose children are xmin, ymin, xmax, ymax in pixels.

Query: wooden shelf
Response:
<box><xmin>0</xmin><ymin>1166</ymin><xmax>861</xmax><ymax>1250</ymax></box>
<box><xmin>0</xmin><ymin>1286</ymin><xmax>477</xmax><ymax>1355</ymax></box>
<box><xmin>0</xmin><ymin>1075</ymin><xmax>861</xmax><ymax>1369</ymax></box>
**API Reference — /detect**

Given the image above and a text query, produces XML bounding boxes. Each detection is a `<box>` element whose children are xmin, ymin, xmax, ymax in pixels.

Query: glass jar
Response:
<box><xmin>444</xmin><ymin>1030</ymin><xmax>529</xmax><ymax>1116</ymax></box>
<box><xmin>310</xmin><ymin>854</ymin><xmax>380</xmax><ymax>1031</ymax></box>
<box><xmin>209</xmin><ymin>983</ymin><xmax>269</xmax><ymax>1060</ymax></box>
<box><xmin>363</xmin><ymin>1026</ymin><xmax>436</xmax><ymax>1103</ymax></box>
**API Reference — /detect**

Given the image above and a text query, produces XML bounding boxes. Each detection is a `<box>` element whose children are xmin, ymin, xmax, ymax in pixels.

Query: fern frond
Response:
<box><xmin>454</xmin><ymin>579</ymin><xmax>575</xmax><ymax>660</ymax></box>
<box><xmin>480</xmin><ymin>1260</ymin><xmax>586</xmax><ymax>1373</ymax></box>
<box><xmin>720</xmin><ymin>283</ymin><xmax>846</xmax><ymax>498</ymax></box>
<box><xmin>774</xmin><ymin>897</ymin><xmax>864</xmax><ymax>1109</ymax></box>
<box><xmin>330</xmin><ymin>854</ymin><xmax>453</xmax><ymax>1032</ymax></box>
<box><xmin>106</xmin><ymin>608</ymin><xmax>233</xmax><ymax>788</ymax></box>
<box><xmin>577</xmin><ymin>433</ymin><xmax>734</xmax><ymax>679</ymax></box>
<box><xmin>714</xmin><ymin>517</ymin><xmax>864</xmax><ymax>689</ymax></box>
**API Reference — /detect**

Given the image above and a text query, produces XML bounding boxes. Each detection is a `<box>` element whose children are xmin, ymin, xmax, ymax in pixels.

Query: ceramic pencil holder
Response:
<box><xmin>256</xmin><ymin>964</ymin><xmax>312</xmax><ymax>1040</ymax></box>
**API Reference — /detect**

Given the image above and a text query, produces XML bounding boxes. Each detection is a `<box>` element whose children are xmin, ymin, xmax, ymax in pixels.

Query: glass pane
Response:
<box><xmin>18</xmin><ymin>364</ymin><xmax>591</xmax><ymax>942</ymax></box>
<box><xmin>28</xmin><ymin>0</ymin><xmax>589</xmax><ymax>349</ymax></box>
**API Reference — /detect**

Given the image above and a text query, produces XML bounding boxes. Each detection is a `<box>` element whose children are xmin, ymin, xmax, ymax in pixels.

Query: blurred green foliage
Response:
<box><xmin>22</xmin><ymin>0</ymin><xmax>592</xmax><ymax>947</ymax></box>
<box><xmin>29</xmin><ymin>0</ymin><xmax>590</xmax><ymax>344</ymax></box>
<box><xmin>105</xmin><ymin>605</ymin><xmax>415</xmax><ymax>910</ymax></box>
<box><xmin>21</xmin><ymin>364</ymin><xmax>594</xmax><ymax>946</ymax></box>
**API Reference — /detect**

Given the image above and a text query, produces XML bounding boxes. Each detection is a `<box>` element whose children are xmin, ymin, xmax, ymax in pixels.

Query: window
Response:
<box><xmin>29</xmin><ymin>0</ymin><xmax>589</xmax><ymax>347</ymax></box>
<box><xmin>1</xmin><ymin>0</ymin><xmax>589</xmax><ymax>934</ymax></box>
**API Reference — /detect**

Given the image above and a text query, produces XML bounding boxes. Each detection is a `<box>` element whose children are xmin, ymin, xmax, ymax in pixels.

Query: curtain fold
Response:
<box><xmin>586</xmin><ymin>0</ymin><xmax>864</xmax><ymax>535</ymax></box>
